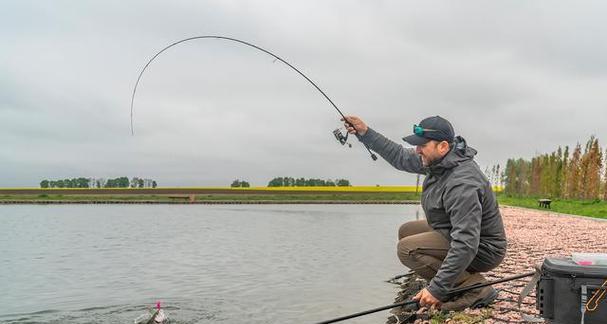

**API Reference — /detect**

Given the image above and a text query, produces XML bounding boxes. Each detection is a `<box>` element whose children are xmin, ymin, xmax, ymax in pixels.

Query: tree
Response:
<box><xmin>129</xmin><ymin>177</ymin><xmax>145</xmax><ymax>188</ymax></box>
<box><xmin>231</xmin><ymin>179</ymin><xmax>250</xmax><ymax>187</ymax></box>
<box><xmin>336</xmin><ymin>179</ymin><xmax>350</xmax><ymax>186</ymax></box>
<box><xmin>64</xmin><ymin>179</ymin><xmax>74</xmax><ymax>188</ymax></box>
<box><xmin>582</xmin><ymin>137</ymin><xmax>602</xmax><ymax>199</ymax></box>
<box><xmin>105</xmin><ymin>179</ymin><xmax>114</xmax><ymax>188</ymax></box>
<box><xmin>118</xmin><ymin>177</ymin><xmax>130</xmax><ymax>188</ymax></box>
<box><xmin>552</xmin><ymin>148</ymin><xmax>564</xmax><ymax>198</ymax></box>
<box><xmin>40</xmin><ymin>180</ymin><xmax>49</xmax><ymax>188</ymax></box>
<box><xmin>561</xmin><ymin>146</ymin><xmax>569</xmax><ymax>197</ymax></box>
<box><xmin>77</xmin><ymin>177</ymin><xmax>90</xmax><ymax>188</ymax></box>
<box><xmin>268</xmin><ymin>177</ymin><xmax>282</xmax><ymax>187</ymax></box>
<box><xmin>104</xmin><ymin>177</ymin><xmax>130</xmax><ymax>188</ymax></box>
<box><xmin>96</xmin><ymin>178</ymin><xmax>106</xmax><ymax>188</ymax></box>
<box><xmin>496</xmin><ymin>164</ymin><xmax>502</xmax><ymax>188</ymax></box>
<box><xmin>567</xmin><ymin>144</ymin><xmax>582</xmax><ymax>199</ymax></box>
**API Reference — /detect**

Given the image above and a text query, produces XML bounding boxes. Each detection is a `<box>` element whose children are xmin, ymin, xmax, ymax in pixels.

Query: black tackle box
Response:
<box><xmin>537</xmin><ymin>257</ymin><xmax>607</xmax><ymax>323</ymax></box>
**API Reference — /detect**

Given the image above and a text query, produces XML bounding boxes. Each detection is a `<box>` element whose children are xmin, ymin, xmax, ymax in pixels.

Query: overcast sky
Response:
<box><xmin>1</xmin><ymin>1</ymin><xmax>606</xmax><ymax>187</ymax></box>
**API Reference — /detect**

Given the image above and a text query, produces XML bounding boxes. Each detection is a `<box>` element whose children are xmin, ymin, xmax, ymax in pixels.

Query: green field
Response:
<box><xmin>497</xmin><ymin>195</ymin><xmax>607</xmax><ymax>219</ymax></box>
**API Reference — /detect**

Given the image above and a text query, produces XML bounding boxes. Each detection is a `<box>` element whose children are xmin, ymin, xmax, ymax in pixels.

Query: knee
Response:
<box><xmin>398</xmin><ymin>220</ymin><xmax>424</xmax><ymax>240</ymax></box>
<box><xmin>398</xmin><ymin>222</ymin><xmax>412</xmax><ymax>240</ymax></box>
<box><xmin>396</xmin><ymin>238</ymin><xmax>416</xmax><ymax>265</ymax></box>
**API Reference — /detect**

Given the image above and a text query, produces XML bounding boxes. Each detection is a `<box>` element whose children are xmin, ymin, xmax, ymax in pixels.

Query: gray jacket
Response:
<box><xmin>359</xmin><ymin>128</ymin><xmax>507</xmax><ymax>301</ymax></box>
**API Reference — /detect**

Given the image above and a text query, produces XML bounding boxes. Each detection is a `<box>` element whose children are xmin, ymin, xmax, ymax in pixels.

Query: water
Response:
<box><xmin>0</xmin><ymin>204</ymin><xmax>421</xmax><ymax>323</ymax></box>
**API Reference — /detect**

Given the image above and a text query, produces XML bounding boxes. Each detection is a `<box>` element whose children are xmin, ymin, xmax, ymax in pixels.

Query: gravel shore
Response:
<box><xmin>389</xmin><ymin>206</ymin><xmax>607</xmax><ymax>323</ymax></box>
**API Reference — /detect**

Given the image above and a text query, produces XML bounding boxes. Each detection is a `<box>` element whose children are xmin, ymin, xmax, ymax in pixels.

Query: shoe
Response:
<box><xmin>471</xmin><ymin>287</ymin><xmax>498</xmax><ymax>308</ymax></box>
<box><xmin>441</xmin><ymin>286</ymin><xmax>498</xmax><ymax>311</ymax></box>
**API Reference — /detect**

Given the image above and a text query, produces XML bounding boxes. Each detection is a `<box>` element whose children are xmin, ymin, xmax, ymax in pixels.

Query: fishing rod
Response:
<box><xmin>129</xmin><ymin>35</ymin><xmax>377</xmax><ymax>161</ymax></box>
<box><xmin>314</xmin><ymin>271</ymin><xmax>536</xmax><ymax>324</ymax></box>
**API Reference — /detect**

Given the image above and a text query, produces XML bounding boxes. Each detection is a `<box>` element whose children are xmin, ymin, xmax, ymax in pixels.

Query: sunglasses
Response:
<box><xmin>413</xmin><ymin>124</ymin><xmax>439</xmax><ymax>136</ymax></box>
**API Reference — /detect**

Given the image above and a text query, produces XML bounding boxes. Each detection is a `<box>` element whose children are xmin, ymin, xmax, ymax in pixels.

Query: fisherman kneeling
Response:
<box><xmin>343</xmin><ymin>115</ymin><xmax>507</xmax><ymax>311</ymax></box>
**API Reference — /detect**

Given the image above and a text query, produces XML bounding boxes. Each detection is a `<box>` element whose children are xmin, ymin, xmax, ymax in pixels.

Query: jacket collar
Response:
<box><xmin>427</xmin><ymin>136</ymin><xmax>477</xmax><ymax>175</ymax></box>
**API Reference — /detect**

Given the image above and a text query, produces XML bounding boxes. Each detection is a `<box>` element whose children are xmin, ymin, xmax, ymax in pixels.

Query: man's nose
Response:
<box><xmin>415</xmin><ymin>146</ymin><xmax>423</xmax><ymax>154</ymax></box>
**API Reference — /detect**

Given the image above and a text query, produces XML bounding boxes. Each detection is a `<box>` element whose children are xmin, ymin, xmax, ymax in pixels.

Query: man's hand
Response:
<box><xmin>341</xmin><ymin>116</ymin><xmax>368</xmax><ymax>136</ymax></box>
<box><xmin>413</xmin><ymin>288</ymin><xmax>441</xmax><ymax>308</ymax></box>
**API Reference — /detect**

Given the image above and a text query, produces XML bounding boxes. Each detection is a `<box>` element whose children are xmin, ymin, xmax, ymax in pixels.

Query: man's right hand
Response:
<box><xmin>341</xmin><ymin>116</ymin><xmax>368</xmax><ymax>136</ymax></box>
<box><xmin>413</xmin><ymin>288</ymin><xmax>441</xmax><ymax>308</ymax></box>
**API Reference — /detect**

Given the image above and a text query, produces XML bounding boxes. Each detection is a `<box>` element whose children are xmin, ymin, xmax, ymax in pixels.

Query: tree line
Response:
<box><xmin>40</xmin><ymin>177</ymin><xmax>158</xmax><ymax>189</ymax></box>
<box><xmin>267</xmin><ymin>177</ymin><xmax>351</xmax><ymax>187</ymax></box>
<box><xmin>504</xmin><ymin>135</ymin><xmax>605</xmax><ymax>200</ymax></box>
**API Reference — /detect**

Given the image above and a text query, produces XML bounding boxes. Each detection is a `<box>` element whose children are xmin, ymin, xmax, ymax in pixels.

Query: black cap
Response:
<box><xmin>402</xmin><ymin>115</ymin><xmax>455</xmax><ymax>146</ymax></box>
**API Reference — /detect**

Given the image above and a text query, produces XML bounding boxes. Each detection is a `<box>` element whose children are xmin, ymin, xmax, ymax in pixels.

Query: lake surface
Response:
<box><xmin>0</xmin><ymin>204</ymin><xmax>422</xmax><ymax>324</ymax></box>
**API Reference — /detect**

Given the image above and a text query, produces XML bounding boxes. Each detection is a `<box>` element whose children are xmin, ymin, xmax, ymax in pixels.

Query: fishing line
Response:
<box><xmin>129</xmin><ymin>35</ymin><xmax>377</xmax><ymax>160</ymax></box>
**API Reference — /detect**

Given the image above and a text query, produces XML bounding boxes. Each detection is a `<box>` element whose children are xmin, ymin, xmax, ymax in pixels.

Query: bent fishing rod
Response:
<box><xmin>314</xmin><ymin>271</ymin><xmax>536</xmax><ymax>324</ymax></box>
<box><xmin>130</xmin><ymin>35</ymin><xmax>377</xmax><ymax>161</ymax></box>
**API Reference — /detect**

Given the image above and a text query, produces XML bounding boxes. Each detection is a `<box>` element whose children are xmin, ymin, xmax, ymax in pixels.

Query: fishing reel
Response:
<box><xmin>333</xmin><ymin>125</ymin><xmax>377</xmax><ymax>160</ymax></box>
<box><xmin>333</xmin><ymin>128</ymin><xmax>352</xmax><ymax>148</ymax></box>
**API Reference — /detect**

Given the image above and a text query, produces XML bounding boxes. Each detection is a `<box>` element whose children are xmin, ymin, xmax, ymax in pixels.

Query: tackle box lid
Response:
<box><xmin>542</xmin><ymin>257</ymin><xmax>607</xmax><ymax>278</ymax></box>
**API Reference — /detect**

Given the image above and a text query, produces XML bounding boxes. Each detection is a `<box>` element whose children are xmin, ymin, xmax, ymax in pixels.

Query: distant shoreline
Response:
<box><xmin>0</xmin><ymin>186</ymin><xmax>422</xmax><ymax>195</ymax></box>
<box><xmin>0</xmin><ymin>186</ymin><xmax>422</xmax><ymax>205</ymax></box>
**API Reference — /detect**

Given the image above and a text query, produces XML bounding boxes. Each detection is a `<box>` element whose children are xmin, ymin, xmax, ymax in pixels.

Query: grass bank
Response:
<box><xmin>497</xmin><ymin>195</ymin><xmax>607</xmax><ymax>219</ymax></box>
<box><xmin>4</xmin><ymin>188</ymin><xmax>605</xmax><ymax>220</ymax></box>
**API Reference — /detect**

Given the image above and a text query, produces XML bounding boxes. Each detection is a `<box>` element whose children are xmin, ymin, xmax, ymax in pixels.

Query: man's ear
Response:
<box><xmin>439</xmin><ymin>141</ymin><xmax>450</xmax><ymax>153</ymax></box>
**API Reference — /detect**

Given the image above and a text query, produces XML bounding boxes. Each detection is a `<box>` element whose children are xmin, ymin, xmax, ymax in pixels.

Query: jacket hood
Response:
<box><xmin>428</xmin><ymin>136</ymin><xmax>477</xmax><ymax>173</ymax></box>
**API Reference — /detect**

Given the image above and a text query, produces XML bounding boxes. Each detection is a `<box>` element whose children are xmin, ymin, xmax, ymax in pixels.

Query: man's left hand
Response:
<box><xmin>413</xmin><ymin>288</ymin><xmax>441</xmax><ymax>308</ymax></box>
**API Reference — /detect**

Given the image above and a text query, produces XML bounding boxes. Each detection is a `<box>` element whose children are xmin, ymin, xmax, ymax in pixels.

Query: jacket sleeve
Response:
<box><xmin>426</xmin><ymin>183</ymin><xmax>483</xmax><ymax>302</ymax></box>
<box><xmin>358</xmin><ymin>128</ymin><xmax>425</xmax><ymax>174</ymax></box>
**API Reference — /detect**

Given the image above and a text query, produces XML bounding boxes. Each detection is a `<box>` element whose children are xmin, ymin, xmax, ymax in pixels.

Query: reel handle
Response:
<box><xmin>334</xmin><ymin>122</ymin><xmax>377</xmax><ymax>161</ymax></box>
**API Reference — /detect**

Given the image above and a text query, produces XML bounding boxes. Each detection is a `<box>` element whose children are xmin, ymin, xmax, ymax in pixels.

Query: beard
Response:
<box><xmin>421</xmin><ymin>155</ymin><xmax>432</xmax><ymax>166</ymax></box>
<box><xmin>421</xmin><ymin>153</ymin><xmax>441</xmax><ymax>167</ymax></box>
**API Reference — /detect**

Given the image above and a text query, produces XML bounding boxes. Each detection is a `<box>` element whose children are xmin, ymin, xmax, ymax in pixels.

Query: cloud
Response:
<box><xmin>1</xmin><ymin>0</ymin><xmax>606</xmax><ymax>186</ymax></box>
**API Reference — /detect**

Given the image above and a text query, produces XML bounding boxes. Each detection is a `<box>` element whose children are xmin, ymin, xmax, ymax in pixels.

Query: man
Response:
<box><xmin>343</xmin><ymin>115</ymin><xmax>507</xmax><ymax>311</ymax></box>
